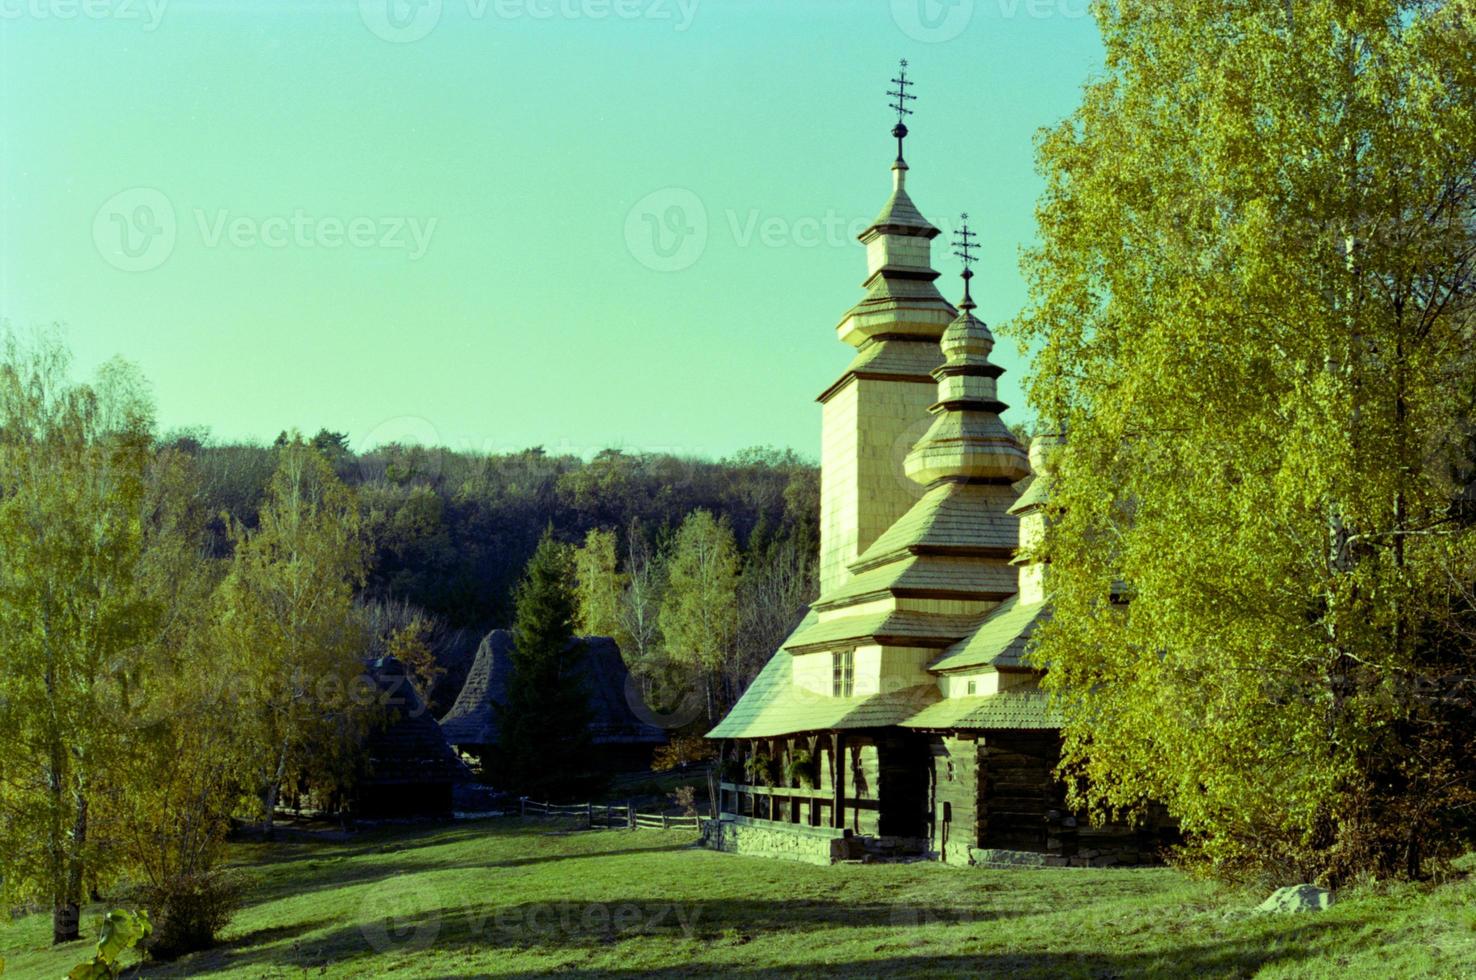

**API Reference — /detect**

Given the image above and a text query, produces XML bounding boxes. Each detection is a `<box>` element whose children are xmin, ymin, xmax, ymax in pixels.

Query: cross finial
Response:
<box><xmin>887</xmin><ymin>59</ymin><xmax>915</xmax><ymax>162</ymax></box>
<box><xmin>953</xmin><ymin>213</ymin><xmax>978</xmax><ymax>308</ymax></box>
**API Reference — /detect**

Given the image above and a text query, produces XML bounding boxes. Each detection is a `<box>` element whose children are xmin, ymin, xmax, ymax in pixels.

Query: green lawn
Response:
<box><xmin>5</xmin><ymin>819</ymin><xmax>1475</xmax><ymax>978</ymax></box>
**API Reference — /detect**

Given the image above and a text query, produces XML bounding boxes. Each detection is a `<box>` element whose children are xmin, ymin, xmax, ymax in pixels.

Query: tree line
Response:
<box><xmin>0</xmin><ymin>330</ymin><xmax>819</xmax><ymax>955</ymax></box>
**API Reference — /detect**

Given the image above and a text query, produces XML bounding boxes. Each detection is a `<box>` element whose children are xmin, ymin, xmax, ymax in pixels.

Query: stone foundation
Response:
<box><xmin>702</xmin><ymin>815</ymin><xmax>853</xmax><ymax>865</ymax></box>
<box><xmin>966</xmin><ymin>845</ymin><xmax>1155</xmax><ymax>869</ymax></box>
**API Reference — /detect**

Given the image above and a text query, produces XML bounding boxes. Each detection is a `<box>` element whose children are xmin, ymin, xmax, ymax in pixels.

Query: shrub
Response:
<box><xmin>652</xmin><ymin>733</ymin><xmax>718</xmax><ymax>772</ymax></box>
<box><xmin>783</xmin><ymin>749</ymin><xmax>816</xmax><ymax>790</ymax></box>
<box><xmin>743</xmin><ymin>752</ymin><xmax>777</xmax><ymax>787</ymax></box>
<box><xmin>670</xmin><ymin>785</ymin><xmax>698</xmax><ymax>816</ymax></box>
<box><xmin>131</xmin><ymin>869</ymin><xmax>245</xmax><ymax>961</ymax></box>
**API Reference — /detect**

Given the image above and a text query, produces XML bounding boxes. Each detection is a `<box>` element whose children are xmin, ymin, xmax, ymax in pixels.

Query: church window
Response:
<box><xmin>831</xmin><ymin>650</ymin><xmax>854</xmax><ymax>697</ymax></box>
<box><xmin>966</xmin><ymin>679</ymin><xmax>976</xmax><ymax>695</ymax></box>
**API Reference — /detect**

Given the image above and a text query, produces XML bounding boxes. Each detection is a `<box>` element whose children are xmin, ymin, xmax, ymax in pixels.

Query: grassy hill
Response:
<box><xmin>4</xmin><ymin>819</ymin><xmax>1474</xmax><ymax>978</ymax></box>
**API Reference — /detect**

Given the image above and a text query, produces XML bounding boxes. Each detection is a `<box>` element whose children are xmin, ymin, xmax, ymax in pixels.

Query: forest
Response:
<box><xmin>0</xmin><ymin>330</ymin><xmax>818</xmax><ymax>957</ymax></box>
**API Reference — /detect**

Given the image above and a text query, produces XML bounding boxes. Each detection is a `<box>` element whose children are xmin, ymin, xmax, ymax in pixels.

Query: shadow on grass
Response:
<box><xmin>491</xmin><ymin>920</ymin><xmax>1368</xmax><ymax>978</ymax></box>
<box><xmin>125</xmin><ymin>897</ymin><xmax>1029</xmax><ymax>977</ymax></box>
<box><xmin>128</xmin><ymin>898</ymin><xmax>1374</xmax><ymax>980</ymax></box>
<box><xmin>240</xmin><ymin>833</ymin><xmax>694</xmax><ymax>906</ymax></box>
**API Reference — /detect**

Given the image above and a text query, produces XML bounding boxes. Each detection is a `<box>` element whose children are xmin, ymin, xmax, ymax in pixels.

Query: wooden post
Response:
<box><xmin>627</xmin><ymin>801</ymin><xmax>635</xmax><ymax>830</ymax></box>
<box><xmin>520</xmin><ymin>797</ymin><xmax>526</xmax><ymax>819</ymax></box>
<box><xmin>662</xmin><ymin>813</ymin><xmax>670</xmax><ymax>831</ymax></box>
<box><xmin>831</xmin><ymin>732</ymin><xmax>846</xmax><ymax>829</ymax></box>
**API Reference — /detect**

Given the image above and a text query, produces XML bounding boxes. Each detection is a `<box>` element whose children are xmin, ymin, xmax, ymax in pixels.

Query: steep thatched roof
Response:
<box><xmin>438</xmin><ymin>630</ymin><xmax>667</xmax><ymax>749</ymax></box>
<box><xmin>362</xmin><ymin>656</ymin><xmax>475</xmax><ymax>787</ymax></box>
<box><xmin>427</xmin><ymin>625</ymin><xmax>487</xmax><ymax>716</ymax></box>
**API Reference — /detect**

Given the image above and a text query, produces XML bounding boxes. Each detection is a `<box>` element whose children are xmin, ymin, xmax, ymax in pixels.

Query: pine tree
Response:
<box><xmin>493</xmin><ymin>530</ymin><xmax>599</xmax><ymax>801</ymax></box>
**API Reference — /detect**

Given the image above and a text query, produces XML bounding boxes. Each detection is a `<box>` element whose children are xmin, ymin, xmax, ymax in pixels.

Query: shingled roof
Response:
<box><xmin>362</xmin><ymin>656</ymin><xmax>475</xmax><ymax>787</ymax></box>
<box><xmin>900</xmin><ymin>687</ymin><xmax>1061</xmax><ymax>731</ymax></box>
<box><xmin>929</xmin><ymin>595</ymin><xmax>1049</xmax><ymax>673</ymax></box>
<box><xmin>706</xmin><ymin>611</ymin><xmax>944</xmax><ymax>739</ymax></box>
<box><xmin>438</xmin><ymin>630</ymin><xmax>667</xmax><ymax>749</ymax></box>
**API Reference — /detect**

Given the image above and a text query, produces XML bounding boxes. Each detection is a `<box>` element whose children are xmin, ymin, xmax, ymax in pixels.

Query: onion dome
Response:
<box><xmin>904</xmin><ymin>215</ymin><xmax>1030</xmax><ymax>487</ymax></box>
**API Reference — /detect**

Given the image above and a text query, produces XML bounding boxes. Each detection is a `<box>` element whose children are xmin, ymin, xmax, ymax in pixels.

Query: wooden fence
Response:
<box><xmin>519</xmin><ymin>797</ymin><xmax>703</xmax><ymax>832</ymax></box>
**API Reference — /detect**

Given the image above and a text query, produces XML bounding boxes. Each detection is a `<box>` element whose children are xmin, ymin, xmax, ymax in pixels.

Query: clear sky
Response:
<box><xmin>0</xmin><ymin>0</ymin><xmax>1102</xmax><ymax>460</ymax></box>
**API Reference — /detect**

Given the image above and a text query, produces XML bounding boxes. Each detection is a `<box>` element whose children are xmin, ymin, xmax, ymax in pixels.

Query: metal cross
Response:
<box><xmin>887</xmin><ymin>59</ymin><xmax>915</xmax><ymax>160</ymax></box>
<box><xmin>952</xmin><ymin>213</ymin><xmax>978</xmax><ymax>271</ymax></box>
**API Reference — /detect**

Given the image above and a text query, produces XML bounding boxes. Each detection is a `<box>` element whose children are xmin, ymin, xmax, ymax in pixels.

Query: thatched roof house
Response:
<box><xmin>359</xmin><ymin>655</ymin><xmax>475</xmax><ymax>817</ymax></box>
<box><xmin>439</xmin><ymin>630</ymin><xmax>667</xmax><ymax>767</ymax></box>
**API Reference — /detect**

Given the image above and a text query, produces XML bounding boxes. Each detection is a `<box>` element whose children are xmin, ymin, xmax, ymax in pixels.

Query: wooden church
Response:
<box><xmin>704</xmin><ymin>65</ymin><xmax>1171</xmax><ymax>868</ymax></box>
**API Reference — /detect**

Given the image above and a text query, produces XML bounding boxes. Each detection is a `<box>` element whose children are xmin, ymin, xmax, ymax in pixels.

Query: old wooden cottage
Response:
<box><xmin>439</xmin><ymin>629</ymin><xmax>668</xmax><ymax>773</ymax></box>
<box><xmin>705</xmin><ymin>94</ymin><xmax>1170</xmax><ymax>868</ymax></box>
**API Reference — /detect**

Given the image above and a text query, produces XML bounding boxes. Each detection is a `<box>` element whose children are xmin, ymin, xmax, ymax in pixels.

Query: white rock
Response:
<box><xmin>1257</xmin><ymin>884</ymin><xmax>1333</xmax><ymax>913</ymax></box>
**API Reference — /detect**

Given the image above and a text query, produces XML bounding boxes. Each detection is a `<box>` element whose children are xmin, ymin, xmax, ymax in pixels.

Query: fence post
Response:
<box><xmin>627</xmin><ymin>801</ymin><xmax>635</xmax><ymax>830</ymax></box>
<box><xmin>520</xmin><ymin>797</ymin><xmax>526</xmax><ymax>819</ymax></box>
<box><xmin>662</xmin><ymin>813</ymin><xmax>669</xmax><ymax>831</ymax></box>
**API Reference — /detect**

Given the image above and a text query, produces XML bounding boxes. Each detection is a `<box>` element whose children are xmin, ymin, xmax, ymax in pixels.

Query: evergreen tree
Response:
<box><xmin>1013</xmin><ymin>0</ymin><xmax>1476</xmax><ymax>883</ymax></box>
<box><xmin>493</xmin><ymin>530</ymin><xmax>599</xmax><ymax>801</ymax></box>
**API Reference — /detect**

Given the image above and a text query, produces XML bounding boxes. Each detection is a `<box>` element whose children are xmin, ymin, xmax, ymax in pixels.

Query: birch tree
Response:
<box><xmin>1013</xmin><ymin>0</ymin><xmax>1476</xmax><ymax>882</ymax></box>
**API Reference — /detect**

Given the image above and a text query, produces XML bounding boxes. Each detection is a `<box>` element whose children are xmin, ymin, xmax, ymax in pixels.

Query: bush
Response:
<box><xmin>131</xmin><ymin>869</ymin><xmax>245</xmax><ymax>960</ymax></box>
<box><xmin>743</xmin><ymin>752</ymin><xmax>777</xmax><ymax>787</ymax></box>
<box><xmin>783</xmin><ymin>750</ymin><xmax>816</xmax><ymax>790</ymax></box>
<box><xmin>651</xmin><ymin>734</ymin><xmax>718</xmax><ymax>772</ymax></box>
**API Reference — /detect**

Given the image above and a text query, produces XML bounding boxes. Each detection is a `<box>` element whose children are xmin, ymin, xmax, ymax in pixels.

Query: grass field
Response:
<box><xmin>4</xmin><ymin>819</ymin><xmax>1475</xmax><ymax>978</ymax></box>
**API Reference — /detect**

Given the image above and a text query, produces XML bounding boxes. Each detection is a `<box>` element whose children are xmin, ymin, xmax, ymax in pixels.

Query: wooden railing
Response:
<box><xmin>518</xmin><ymin>797</ymin><xmax>703</xmax><ymax>832</ymax></box>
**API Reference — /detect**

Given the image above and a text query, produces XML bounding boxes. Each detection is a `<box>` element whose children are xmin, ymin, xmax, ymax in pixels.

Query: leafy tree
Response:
<box><xmin>385</xmin><ymin>614</ymin><xmax>445</xmax><ymax>707</ymax></box>
<box><xmin>736</xmin><ymin>535</ymin><xmax>815</xmax><ymax>696</ymax></box>
<box><xmin>491</xmin><ymin>530</ymin><xmax>599</xmax><ymax>801</ymax></box>
<box><xmin>215</xmin><ymin>441</ymin><xmax>371</xmax><ymax>832</ymax></box>
<box><xmin>660</xmin><ymin>510</ymin><xmax>741</xmax><ymax>719</ymax></box>
<box><xmin>0</xmin><ymin>333</ymin><xmax>162</xmax><ymax>942</ymax></box>
<box><xmin>616</xmin><ymin>519</ymin><xmax>667</xmax><ymax>678</ymax></box>
<box><xmin>1013</xmin><ymin>0</ymin><xmax>1476</xmax><ymax>883</ymax></box>
<box><xmin>573</xmin><ymin>527</ymin><xmax>625</xmax><ymax>637</ymax></box>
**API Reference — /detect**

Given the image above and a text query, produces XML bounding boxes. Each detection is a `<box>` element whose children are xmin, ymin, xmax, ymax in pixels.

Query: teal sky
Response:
<box><xmin>0</xmin><ymin>0</ymin><xmax>1102</xmax><ymax>460</ymax></box>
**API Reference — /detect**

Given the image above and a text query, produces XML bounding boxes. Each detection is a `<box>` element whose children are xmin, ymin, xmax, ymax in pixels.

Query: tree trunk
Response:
<box><xmin>53</xmin><ymin>789</ymin><xmax>88</xmax><ymax>944</ymax></box>
<box><xmin>261</xmin><ymin>737</ymin><xmax>291</xmax><ymax>837</ymax></box>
